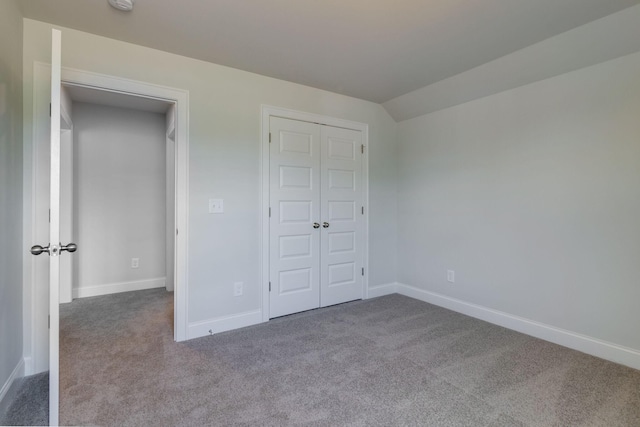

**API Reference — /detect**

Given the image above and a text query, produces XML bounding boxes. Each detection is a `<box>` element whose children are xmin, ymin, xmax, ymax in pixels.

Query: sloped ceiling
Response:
<box><xmin>19</xmin><ymin>0</ymin><xmax>639</xmax><ymax>104</ymax></box>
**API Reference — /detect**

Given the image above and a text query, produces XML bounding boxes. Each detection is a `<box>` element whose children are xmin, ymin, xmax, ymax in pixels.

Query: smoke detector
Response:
<box><xmin>108</xmin><ymin>0</ymin><xmax>135</xmax><ymax>11</ymax></box>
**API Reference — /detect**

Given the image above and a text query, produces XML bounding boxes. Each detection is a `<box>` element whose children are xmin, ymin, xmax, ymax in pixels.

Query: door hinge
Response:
<box><xmin>49</xmin><ymin>103</ymin><xmax>51</xmax><ymax>117</ymax></box>
<box><xmin>49</xmin><ymin>209</ymin><xmax>51</xmax><ymax>223</ymax></box>
<box><xmin>176</xmin><ymin>229</ymin><xmax>178</xmax><ymax>235</ymax></box>
<box><xmin>48</xmin><ymin>315</ymin><xmax>50</xmax><ymax>329</ymax></box>
<box><xmin>269</xmin><ymin>132</ymin><xmax>271</xmax><ymax>143</ymax></box>
<box><xmin>269</xmin><ymin>282</ymin><xmax>271</xmax><ymax>292</ymax></box>
<box><xmin>269</xmin><ymin>207</ymin><xmax>271</xmax><ymax>217</ymax></box>
<box><xmin>361</xmin><ymin>206</ymin><xmax>364</xmax><ymax>215</ymax></box>
<box><xmin>362</xmin><ymin>267</ymin><xmax>365</xmax><ymax>276</ymax></box>
<box><xmin>361</xmin><ymin>144</ymin><xmax>364</xmax><ymax>154</ymax></box>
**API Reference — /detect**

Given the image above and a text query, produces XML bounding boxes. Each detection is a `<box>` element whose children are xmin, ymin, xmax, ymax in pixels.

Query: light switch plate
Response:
<box><xmin>209</xmin><ymin>198</ymin><xmax>224</xmax><ymax>214</ymax></box>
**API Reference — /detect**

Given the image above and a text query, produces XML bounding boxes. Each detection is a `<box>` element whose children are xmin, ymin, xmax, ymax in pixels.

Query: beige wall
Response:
<box><xmin>397</xmin><ymin>50</ymin><xmax>640</xmax><ymax>351</ymax></box>
<box><xmin>0</xmin><ymin>0</ymin><xmax>23</xmax><ymax>405</ymax></box>
<box><xmin>22</xmin><ymin>19</ymin><xmax>397</xmax><ymax>331</ymax></box>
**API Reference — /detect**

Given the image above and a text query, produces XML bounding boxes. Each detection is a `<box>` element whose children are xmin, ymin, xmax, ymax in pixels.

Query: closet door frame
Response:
<box><xmin>260</xmin><ymin>105</ymin><xmax>370</xmax><ymax>322</ymax></box>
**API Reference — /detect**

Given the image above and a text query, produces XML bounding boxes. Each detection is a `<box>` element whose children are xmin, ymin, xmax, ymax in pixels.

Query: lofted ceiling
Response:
<box><xmin>19</xmin><ymin>0</ymin><xmax>640</xmax><ymax>103</ymax></box>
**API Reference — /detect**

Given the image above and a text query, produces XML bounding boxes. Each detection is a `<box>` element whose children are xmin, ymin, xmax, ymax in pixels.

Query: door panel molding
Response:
<box><xmin>269</xmin><ymin>117</ymin><xmax>321</xmax><ymax>318</ymax></box>
<box><xmin>320</xmin><ymin>125</ymin><xmax>364</xmax><ymax>308</ymax></box>
<box><xmin>261</xmin><ymin>106</ymin><xmax>369</xmax><ymax>321</ymax></box>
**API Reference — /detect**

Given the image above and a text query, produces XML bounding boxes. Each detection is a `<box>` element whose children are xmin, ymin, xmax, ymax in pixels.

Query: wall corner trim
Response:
<box><xmin>395</xmin><ymin>283</ymin><xmax>640</xmax><ymax>371</ymax></box>
<box><xmin>0</xmin><ymin>358</ymin><xmax>25</xmax><ymax>418</ymax></box>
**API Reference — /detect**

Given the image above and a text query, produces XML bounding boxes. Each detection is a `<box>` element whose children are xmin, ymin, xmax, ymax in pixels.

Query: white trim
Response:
<box><xmin>361</xmin><ymin>125</ymin><xmax>370</xmax><ymax>300</ymax></box>
<box><xmin>24</xmin><ymin>64</ymin><xmax>190</xmax><ymax>344</ymax></box>
<box><xmin>23</xmin><ymin>62</ymin><xmax>45</xmax><ymax>376</ymax></box>
<box><xmin>72</xmin><ymin>278</ymin><xmax>166</xmax><ymax>299</ymax></box>
<box><xmin>260</xmin><ymin>105</ymin><xmax>370</xmax><ymax>321</ymax></box>
<box><xmin>187</xmin><ymin>310</ymin><xmax>263</xmax><ymax>340</ymax></box>
<box><xmin>61</xmin><ymin>66</ymin><xmax>190</xmax><ymax>342</ymax></box>
<box><xmin>22</xmin><ymin>358</ymin><xmax>33</xmax><ymax>377</ymax></box>
<box><xmin>0</xmin><ymin>358</ymin><xmax>25</xmax><ymax>418</ymax></box>
<box><xmin>396</xmin><ymin>283</ymin><xmax>640</xmax><ymax>371</ymax></box>
<box><xmin>367</xmin><ymin>283</ymin><xmax>398</xmax><ymax>299</ymax></box>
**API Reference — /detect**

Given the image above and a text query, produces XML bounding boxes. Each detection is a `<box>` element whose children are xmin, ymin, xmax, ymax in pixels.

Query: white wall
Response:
<box><xmin>0</xmin><ymin>0</ymin><xmax>24</xmax><ymax>410</ymax></box>
<box><xmin>397</xmin><ymin>50</ymin><xmax>640</xmax><ymax>355</ymax></box>
<box><xmin>22</xmin><ymin>19</ymin><xmax>397</xmax><ymax>334</ymax></box>
<box><xmin>72</xmin><ymin>102</ymin><xmax>166</xmax><ymax>297</ymax></box>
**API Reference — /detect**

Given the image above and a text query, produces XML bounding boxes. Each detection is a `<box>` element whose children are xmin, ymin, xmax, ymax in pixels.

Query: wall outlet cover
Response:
<box><xmin>209</xmin><ymin>198</ymin><xmax>224</xmax><ymax>214</ymax></box>
<box><xmin>447</xmin><ymin>270</ymin><xmax>455</xmax><ymax>283</ymax></box>
<box><xmin>233</xmin><ymin>282</ymin><xmax>243</xmax><ymax>297</ymax></box>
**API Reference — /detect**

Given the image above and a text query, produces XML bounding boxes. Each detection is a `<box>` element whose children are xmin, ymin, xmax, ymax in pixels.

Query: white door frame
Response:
<box><xmin>61</xmin><ymin>68</ymin><xmax>190</xmax><ymax>342</ymax></box>
<box><xmin>24</xmin><ymin>65</ymin><xmax>190</xmax><ymax>375</ymax></box>
<box><xmin>260</xmin><ymin>105</ymin><xmax>369</xmax><ymax>321</ymax></box>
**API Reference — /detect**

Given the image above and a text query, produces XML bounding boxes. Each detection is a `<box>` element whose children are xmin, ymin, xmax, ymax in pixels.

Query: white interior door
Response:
<box><xmin>48</xmin><ymin>28</ymin><xmax>62</xmax><ymax>426</ymax></box>
<box><xmin>29</xmin><ymin>28</ymin><xmax>78</xmax><ymax>426</ymax></box>
<box><xmin>59</xmin><ymin>85</ymin><xmax>74</xmax><ymax>304</ymax></box>
<box><xmin>320</xmin><ymin>125</ymin><xmax>364</xmax><ymax>307</ymax></box>
<box><xmin>269</xmin><ymin>117</ymin><xmax>321</xmax><ymax>318</ymax></box>
<box><xmin>268</xmin><ymin>116</ymin><xmax>364</xmax><ymax>318</ymax></box>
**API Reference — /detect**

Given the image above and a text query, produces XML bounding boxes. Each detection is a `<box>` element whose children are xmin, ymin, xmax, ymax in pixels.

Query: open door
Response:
<box><xmin>48</xmin><ymin>29</ymin><xmax>62</xmax><ymax>425</ymax></box>
<box><xmin>29</xmin><ymin>28</ymin><xmax>76</xmax><ymax>426</ymax></box>
<box><xmin>59</xmin><ymin>85</ymin><xmax>74</xmax><ymax>304</ymax></box>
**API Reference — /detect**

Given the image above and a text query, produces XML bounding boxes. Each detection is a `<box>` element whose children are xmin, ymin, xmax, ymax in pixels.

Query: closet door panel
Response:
<box><xmin>269</xmin><ymin>117</ymin><xmax>321</xmax><ymax>318</ymax></box>
<box><xmin>320</xmin><ymin>125</ymin><xmax>364</xmax><ymax>307</ymax></box>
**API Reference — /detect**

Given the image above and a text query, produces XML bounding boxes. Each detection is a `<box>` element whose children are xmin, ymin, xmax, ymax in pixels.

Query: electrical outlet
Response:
<box><xmin>131</xmin><ymin>258</ymin><xmax>139</xmax><ymax>269</ymax></box>
<box><xmin>447</xmin><ymin>270</ymin><xmax>455</xmax><ymax>283</ymax></box>
<box><xmin>233</xmin><ymin>282</ymin><xmax>243</xmax><ymax>297</ymax></box>
<box><xmin>209</xmin><ymin>198</ymin><xmax>224</xmax><ymax>214</ymax></box>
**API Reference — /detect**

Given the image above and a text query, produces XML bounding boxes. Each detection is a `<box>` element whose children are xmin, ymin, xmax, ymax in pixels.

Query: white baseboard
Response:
<box><xmin>0</xmin><ymin>358</ymin><xmax>25</xmax><ymax>418</ymax></box>
<box><xmin>187</xmin><ymin>310</ymin><xmax>263</xmax><ymax>340</ymax></box>
<box><xmin>367</xmin><ymin>282</ymin><xmax>398</xmax><ymax>299</ymax></box>
<box><xmin>396</xmin><ymin>283</ymin><xmax>640</xmax><ymax>371</ymax></box>
<box><xmin>73</xmin><ymin>277</ymin><xmax>166</xmax><ymax>299</ymax></box>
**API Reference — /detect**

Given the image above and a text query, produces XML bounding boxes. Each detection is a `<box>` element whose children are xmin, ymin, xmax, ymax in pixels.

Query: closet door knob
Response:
<box><xmin>323</xmin><ymin>222</ymin><xmax>330</xmax><ymax>228</ymax></box>
<box><xmin>313</xmin><ymin>222</ymin><xmax>320</xmax><ymax>229</ymax></box>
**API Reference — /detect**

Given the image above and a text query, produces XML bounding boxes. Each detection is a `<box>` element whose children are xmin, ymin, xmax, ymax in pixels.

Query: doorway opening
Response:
<box><xmin>25</xmin><ymin>64</ymin><xmax>189</xmax><ymax>378</ymax></box>
<box><xmin>59</xmin><ymin>84</ymin><xmax>175</xmax><ymax>303</ymax></box>
<box><xmin>55</xmin><ymin>83</ymin><xmax>180</xmax><ymax>426</ymax></box>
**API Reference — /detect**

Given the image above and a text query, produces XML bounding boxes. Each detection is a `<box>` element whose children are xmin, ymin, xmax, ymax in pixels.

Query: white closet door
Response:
<box><xmin>320</xmin><ymin>125</ymin><xmax>364</xmax><ymax>307</ymax></box>
<box><xmin>269</xmin><ymin>117</ymin><xmax>321</xmax><ymax>318</ymax></box>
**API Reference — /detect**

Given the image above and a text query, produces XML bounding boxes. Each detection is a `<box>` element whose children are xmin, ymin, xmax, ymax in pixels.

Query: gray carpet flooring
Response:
<box><xmin>5</xmin><ymin>289</ymin><xmax>640</xmax><ymax>426</ymax></box>
<box><xmin>0</xmin><ymin>372</ymin><xmax>48</xmax><ymax>426</ymax></box>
